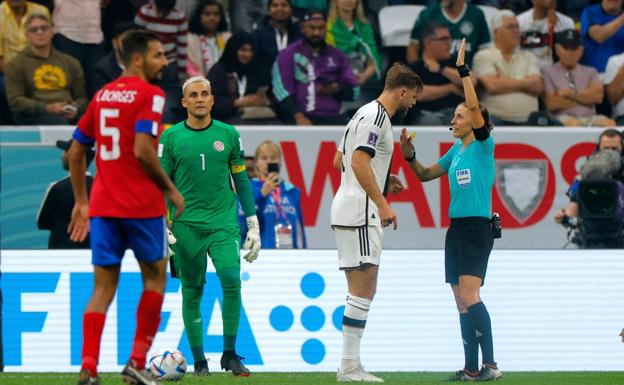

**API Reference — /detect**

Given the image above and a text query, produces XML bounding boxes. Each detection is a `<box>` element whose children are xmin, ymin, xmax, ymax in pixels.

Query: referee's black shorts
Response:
<box><xmin>444</xmin><ymin>217</ymin><xmax>494</xmax><ymax>285</ymax></box>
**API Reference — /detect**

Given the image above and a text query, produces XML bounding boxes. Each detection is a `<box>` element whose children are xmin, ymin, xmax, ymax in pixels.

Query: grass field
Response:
<box><xmin>1</xmin><ymin>372</ymin><xmax>624</xmax><ymax>385</ymax></box>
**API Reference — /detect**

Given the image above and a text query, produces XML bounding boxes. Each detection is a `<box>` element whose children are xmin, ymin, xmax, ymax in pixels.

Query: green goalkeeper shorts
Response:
<box><xmin>170</xmin><ymin>221</ymin><xmax>241</xmax><ymax>286</ymax></box>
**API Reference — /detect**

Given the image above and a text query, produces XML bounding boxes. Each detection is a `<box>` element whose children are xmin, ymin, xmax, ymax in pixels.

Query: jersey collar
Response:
<box><xmin>184</xmin><ymin>119</ymin><xmax>214</xmax><ymax>131</ymax></box>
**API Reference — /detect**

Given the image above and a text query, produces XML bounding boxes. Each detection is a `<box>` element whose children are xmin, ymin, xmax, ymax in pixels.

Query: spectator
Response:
<box><xmin>406</xmin><ymin>22</ymin><xmax>475</xmax><ymax>125</ymax></box>
<box><xmin>135</xmin><ymin>0</ymin><xmax>188</xmax><ymax>82</ymax></box>
<box><xmin>91</xmin><ymin>22</ymin><xmax>141</xmax><ymax>96</ymax></box>
<box><xmin>37</xmin><ymin>139</ymin><xmax>94</xmax><ymax>249</ymax></box>
<box><xmin>406</xmin><ymin>0</ymin><xmax>491</xmax><ymax>66</ymax></box>
<box><xmin>517</xmin><ymin>0</ymin><xmax>576</xmax><ymax>70</ymax></box>
<box><xmin>251</xmin><ymin>0</ymin><xmax>302</xmax><ymax>70</ymax></box>
<box><xmin>272</xmin><ymin>10</ymin><xmax>360</xmax><ymax>125</ymax></box>
<box><xmin>605</xmin><ymin>51</ymin><xmax>624</xmax><ymax>125</ymax></box>
<box><xmin>326</xmin><ymin>0</ymin><xmax>381</xmax><ymax>88</ymax></box>
<box><xmin>473</xmin><ymin>10</ymin><xmax>544</xmax><ymax>125</ymax></box>
<box><xmin>5</xmin><ymin>13</ymin><xmax>87</xmax><ymax>125</ymax></box>
<box><xmin>135</xmin><ymin>0</ymin><xmax>189</xmax><ymax>122</ymax></box>
<box><xmin>248</xmin><ymin>140</ymin><xmax>307</xmax><ymax>249</ymax></box>
<box><xmin>52</xmin><ymin>0</ymin><xmax>105</xmax><ymax>95</ymax></box>
<box><xmin>207</xmin><ymin>32</ymin><xmax>275</xmax><ymax>124</ymax></box>
<box><xmin>543</xmin><ymin>29</ymin><xmax>615</xmax><ymax>127</ymax></box>
<box><xmin>0</xmin><ymin>0</ymin><xmax>50</xmax><ymax>67</ymax></box>
<box><xmin>187</xmin><ymin>0</ymin><xmax>231</xmax><ymax>77</ymax></box>
<box><xmin>580</xmin><ymin>0</ymin><xmax>624</xmax><ymax>73</ymax></box>
<box><xmin>0</xmin><ymin>0</ymin><xmax>50</xmax><ymax>124</ymax></box>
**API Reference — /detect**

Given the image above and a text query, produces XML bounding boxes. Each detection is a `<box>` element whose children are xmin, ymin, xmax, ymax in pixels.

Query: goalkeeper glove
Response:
<box><xmin>242</xmin><ymin>215</ymin><xmax>260</xmax><ymax>262</ymax></box>
<box><xmin>167</xmin><ymin>228</ymin><xmax>177</xmax><ymax>258</ymax></box>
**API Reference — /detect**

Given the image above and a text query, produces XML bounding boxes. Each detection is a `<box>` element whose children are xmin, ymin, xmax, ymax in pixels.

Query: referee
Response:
<box><xmin>399</xmin><ymin>39</ymin><xmax>501</xmax><ymax>382</ymax></box>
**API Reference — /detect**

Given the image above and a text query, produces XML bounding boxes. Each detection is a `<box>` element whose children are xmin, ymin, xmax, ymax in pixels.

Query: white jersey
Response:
<box><xmin>330</xmin><ymin>100</ymin><xmax>393</xmax><ymax>228</ymax></box>
<box><xmin>517</xmin><ymin>9</ymin><xmax>575</xmax><ymax>70</ymax></box>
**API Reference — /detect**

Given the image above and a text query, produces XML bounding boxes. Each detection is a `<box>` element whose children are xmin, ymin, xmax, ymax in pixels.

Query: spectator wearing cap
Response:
<box><xmin>37</xmin><ymin>139</ymin><xmax>95</xmax><ymax>249</ymax></box>
<box><xmin>272</xmin><ymin>10</ymin><xmax>360</xmax><ymax>125</ymax></box>
<box><xmin>517</xmin><ymin>0</ymin><xmax>576</xmax><ymax>70</ymax></box>
<box><xmin>5</xmin><ymin>13</ymin><xmax>88</xmax><ymax>125</ymax></box>
<box><xmin>580</xmin><ymin>0</ymin><xmax>624</xmax><ymax>73</ymax></box>
<box><xmin>473</xmin><ymin>10</ymin><xmax>545</xmax><ymax>126</ymax></box>
<box><xmin>91</xmin><ymin>22</ymin><xmax>140</xmax><ymax>97</ymax></box>
<box><xmin>543</xmin><ymin>29</ymin><xmax>616</xmax><ymax>127</ymax></box>
<box><xmin>604</xmin><ymin>51</ymin><xmax>624</xmax><ymax>125</ymax></box>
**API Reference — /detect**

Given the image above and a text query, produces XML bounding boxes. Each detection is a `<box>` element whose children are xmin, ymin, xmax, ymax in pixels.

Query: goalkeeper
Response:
<box><xmin>158</xmin><ymin>76</ymin><xmax>260</xmax><ymax>377</ymax></box>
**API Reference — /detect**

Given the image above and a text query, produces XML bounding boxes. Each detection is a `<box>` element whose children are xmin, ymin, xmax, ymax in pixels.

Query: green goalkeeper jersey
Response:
<box><xmin>158</xmin><ymin>119</ymin><xmax>247</xmax><ymax>231</ymax></box>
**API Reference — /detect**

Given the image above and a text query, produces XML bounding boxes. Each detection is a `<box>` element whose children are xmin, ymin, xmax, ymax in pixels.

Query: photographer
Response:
<box><xmin>246</xmin><ymin>140</ymin><xmax>307</xmax><ymax>249</ymax></box>
<box><xmin>554</xmin><ymin>128</ymin><xmax>624</xmax><ymax>247</ymax></box>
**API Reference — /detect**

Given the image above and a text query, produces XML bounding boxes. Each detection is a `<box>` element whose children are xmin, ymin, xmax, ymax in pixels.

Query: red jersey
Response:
<box><xmin>73</xmin><ymin>76</ymin><xmax>166</xmax><ymax>218</ymax></box>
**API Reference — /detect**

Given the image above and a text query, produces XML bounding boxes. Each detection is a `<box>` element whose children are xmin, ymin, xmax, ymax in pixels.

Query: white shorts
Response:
<box><xmin>334</xmin><ymin>226</ymin><xmax>383</xmax><ymax>270</ymax></box>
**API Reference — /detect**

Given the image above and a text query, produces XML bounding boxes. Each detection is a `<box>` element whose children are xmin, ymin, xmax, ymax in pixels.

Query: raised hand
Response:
<box><xmin>456</xmin><ymin>38</ymin><xmax>466</xmax><ymax>67</ymax></box>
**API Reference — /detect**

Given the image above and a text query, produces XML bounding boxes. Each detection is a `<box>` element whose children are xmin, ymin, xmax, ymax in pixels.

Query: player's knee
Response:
<box><xmin>218</xmin><ymin>267</ymin><xmax>241</xmax><ymax>292</ymax></box>
<box><xmin>182</xmin><ymin>285</ymin><xmax>203</xmax><ymax>307</ymax></box>
<box><xmin>87</xmin><ymin>287</ymin><xmax>117</xmax><ymax>312</ymax></box>
<box><xmin>457</xmin><ymin>288</ymin><xmax>479</xmax><ymax>308</ymax></box>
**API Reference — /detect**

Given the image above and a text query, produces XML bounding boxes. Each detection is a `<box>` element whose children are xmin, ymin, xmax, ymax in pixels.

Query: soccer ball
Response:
<box><xmin>148</xmin><ymin>347</ymin><xmax>187</xmax><ymax>381</ymax></box>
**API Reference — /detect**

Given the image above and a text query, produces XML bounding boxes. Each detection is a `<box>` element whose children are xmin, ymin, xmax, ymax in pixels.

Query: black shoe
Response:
<box><xmin>220</xmin><ymin>352</ymin><xmax>251</xmax><ymax>377</ymax></box>
<box><xmin>77</xmin><ymin>369</ymin><xmax>101</xmax><ymax>385</ymax></box>
<box><xmin>476</xmin><ymin>363</ymin><xmax>503</xmax><ymax>381</ymax></box>
<box><xmin>121</xmin><ymin>360</ymin><xmax>162</xmax><ymax>385</ymax></box>
<box><xmin>448</xmin><ymin>368</ymin><xmax>479</xmax><ymax>381</ymax></box>
<box><xmin>194</xmin><ymin>359</ymin><xmax>211</xmax><ymax>376</ymax></box>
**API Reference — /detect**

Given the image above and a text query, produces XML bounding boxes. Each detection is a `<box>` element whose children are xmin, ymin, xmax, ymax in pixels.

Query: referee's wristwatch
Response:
<box><xmin>404</xmin><ymin>150</ymin><xmax>416</xmax><ymax>162</ymax></box>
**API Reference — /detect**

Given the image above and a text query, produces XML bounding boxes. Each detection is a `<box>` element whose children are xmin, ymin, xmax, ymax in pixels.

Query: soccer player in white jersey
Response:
<box><xmin>330</xmin><ymin>62</ymin><xmax>423</xmax><ymax>383</ymax></box>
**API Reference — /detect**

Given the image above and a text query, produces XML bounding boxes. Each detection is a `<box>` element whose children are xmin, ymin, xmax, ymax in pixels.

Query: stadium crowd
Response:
<box><xmin>0</xmin><ymin>0</ymin><xmax>623</xmax><ymax>127</ymax></box>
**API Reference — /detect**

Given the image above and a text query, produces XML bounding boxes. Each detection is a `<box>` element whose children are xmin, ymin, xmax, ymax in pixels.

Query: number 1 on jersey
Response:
<box><xmin>200</xmin><ymin>153</ymin><xmax>205</xmax><ymax>171</ymax></box>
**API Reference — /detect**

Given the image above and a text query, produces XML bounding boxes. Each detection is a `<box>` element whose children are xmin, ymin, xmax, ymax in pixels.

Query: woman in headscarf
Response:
<box><xmin>207</xmin><ymin>32</ymin><xmax>273</xmax><ymax>123</ymax></box>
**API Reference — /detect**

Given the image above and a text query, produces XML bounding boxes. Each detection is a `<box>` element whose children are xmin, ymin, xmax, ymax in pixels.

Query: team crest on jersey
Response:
<box><xmin>460</xmin><ymin>21</ymin><xmax>474</xmax><ymax>35</ymax></box>
<box><xmin>213</xmin><ymin>140</ymin><xmax>225</xmax><ymax>152</ymax></box>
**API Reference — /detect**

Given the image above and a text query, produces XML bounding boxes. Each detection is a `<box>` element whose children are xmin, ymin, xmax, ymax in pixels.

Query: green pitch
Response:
<box><xmin>1</xmin><ymin>372</ymin><xmax>624</xmax><ymax>385</ymax></box>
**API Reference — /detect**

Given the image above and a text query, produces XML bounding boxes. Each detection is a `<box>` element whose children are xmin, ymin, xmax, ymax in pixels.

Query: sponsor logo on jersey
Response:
<box><xmin>368</xmin><ymin>132</ymin><xmax>378</xmax><ymax>146</ymax></box>
<box><xmin>213</xmin><ymin>140</ymin><xmax>225</xmax><ymax>152</ymax></box>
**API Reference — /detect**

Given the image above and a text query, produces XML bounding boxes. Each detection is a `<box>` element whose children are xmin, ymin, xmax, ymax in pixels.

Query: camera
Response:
<box><xmin>572</xmin><ymin>179</ymin><xmax>624</xmax><ymax>248</ymax></box>
<box><xmin>267</xmin><ymin>162</ymin><xmax>281</xmax><ymax>183</ymax></box>
<box><xmin>267</xmin><ymin>162</ymin><xmax>280</xmax><ymax>174</ymax></box>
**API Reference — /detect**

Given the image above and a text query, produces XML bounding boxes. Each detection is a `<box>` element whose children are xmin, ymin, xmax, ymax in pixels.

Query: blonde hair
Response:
<box><xmin>327</xmin><ymin>0</ymin><xmax>368</xmax><ymax>25</ymax></box>
<box><xmin>254</xmin><ymin>140</ymin><xmax>282</xmax><ymax>161</ymax></box>
<box><xmin>182</xmin><ymin>76</ymin><xmax>211</xmax><ymax>95</ymax></box>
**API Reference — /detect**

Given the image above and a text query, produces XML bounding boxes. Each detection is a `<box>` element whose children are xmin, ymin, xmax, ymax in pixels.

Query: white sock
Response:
<box><xmin>340</xmin><ymin>294</ymin><xmax>371</xmax><ymax>371</ymax></box>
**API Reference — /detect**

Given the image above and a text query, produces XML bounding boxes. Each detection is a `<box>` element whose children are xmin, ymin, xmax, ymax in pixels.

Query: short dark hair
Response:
<box><xmin>420</xmin><ymin>21</ymin><xmax>446</xmax><ymax>41</ymax></box>
<box><xmin>268</xmin><ymin>0</ymin><xmax>292</xmax><ymax>8</ymax></box>
<box><xmin>384</xmin><ymin>62</ymin><xmax>424</xmax><ymax>92</ymax></box>
<box><xmin>120</xmin><ymin>30</ymin><xmax>162</xmax><ymax>67</ymax></box>
<box><xmin>189</xmin><ymin>0</ymin><xmax>229</xmax><ymax>35</ymax></box>
<box><xmin>599</xmin><ymin>128</ymin><xmax>624</xmax><ymax>145</ymax></box>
